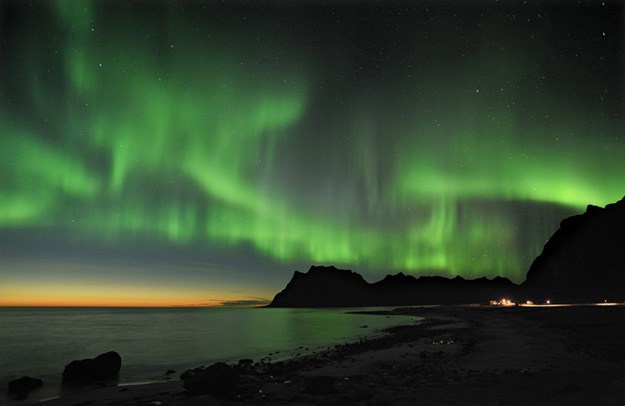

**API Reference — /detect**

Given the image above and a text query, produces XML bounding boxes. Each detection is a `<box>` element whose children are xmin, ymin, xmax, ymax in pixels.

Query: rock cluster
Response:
<box><xmin>181</xmin><ymin>362</ymin><xmax>238</xmax><ymax>395</ymax></box>
<box><xmin>6</xmin><ymin>351</ymin><xmax>123</xmax><ymax>400</ymax></box>
<box><xmin>177</xmin><ymin>319</ymin><xmax>466</xmax><ymax>403</ymax></box>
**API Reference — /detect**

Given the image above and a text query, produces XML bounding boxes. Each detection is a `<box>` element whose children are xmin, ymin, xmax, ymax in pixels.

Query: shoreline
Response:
<box><xmin>11</xmin><ymin>305</ymin><xmax>625</xmax><ymax>405</ymax></box>
<box><xmin>1</xmin><ymin>306</ymin><xmax>412</xmax><ymax>405</ymax></box>
<box><xmin>2</xmin><ymin>307</ymin><xmax>413</xmax><ymax>405</ymax></box>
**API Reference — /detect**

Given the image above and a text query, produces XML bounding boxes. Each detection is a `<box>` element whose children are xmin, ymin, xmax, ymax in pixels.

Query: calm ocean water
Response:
<box><xmin>0</xmin><ymin>306</ymin><xmax>420</xmax><ymax>404</ymax></box>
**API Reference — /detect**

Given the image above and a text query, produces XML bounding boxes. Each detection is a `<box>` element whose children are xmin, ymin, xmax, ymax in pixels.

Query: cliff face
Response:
<box><xmin>522</xmin><ymin>196</ymin><xmax>625</xmax><ymax>302</ymax></box>
<box><xmin>269</xmin><ymin>197</ymin><xmax>625</xmax><ymax>307</ymax></box>
<box><xmin>268</xmin><ymin>265</ymin><xmax>517</xmax><ymax>307</ymax></box>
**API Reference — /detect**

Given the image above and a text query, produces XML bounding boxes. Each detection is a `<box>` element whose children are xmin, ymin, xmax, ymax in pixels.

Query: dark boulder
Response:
<box><xmin>62</xmin><ymin>351</ymin><xmax>122</xmax><ymax>383</ymax></box>
<box><xmin>8</xmin><ymin>376</ymin><xmax>43</xmax><ymax>399</ymax></box>
<box><xmin>182</xmin><ymin>362</ymin><xmax>237</xmax><ymax>395</ymax></box>
<box><xmin>233</xmin><ymin>358</ymin><xmax>256</xmax><ymax>376</ymax></box>
<box><xmin>180</xmin><ymin>366</ymin><xmax>204</xmax><ymax>381</ymax></box>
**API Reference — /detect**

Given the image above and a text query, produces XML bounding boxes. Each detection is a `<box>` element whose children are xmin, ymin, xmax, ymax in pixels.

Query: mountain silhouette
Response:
<box><xmin>268</xmin><ymin>265</ymin><xmax>517</xmax><ymax>307</ymax></box>
<box><xmin>522</xmin><ymin>196</ymin><xmax>625</xmax><ymax>302</ymax></box>
<box><xmin>269</xmin><ymin>196</ymin><xmax>625</xmax><ymax>307</ymax></box>
<box><xmin>268</xmin><ymin>266</ymin><xmax>372</xmax><ymax>307</ymax></box>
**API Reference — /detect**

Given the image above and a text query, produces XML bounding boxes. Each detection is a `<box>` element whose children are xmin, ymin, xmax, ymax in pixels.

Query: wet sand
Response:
<box><xmin>23</xmin><ymin>305</ymin><xmax>625</xmax><ymax>405</ymax></box>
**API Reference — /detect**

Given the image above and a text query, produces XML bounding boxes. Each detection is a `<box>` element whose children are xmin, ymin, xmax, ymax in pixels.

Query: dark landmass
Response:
<box><xmin>268</xmin><ymin>265</ymin><xmax>518</xmax><ymax>307</ymax></box>
<box><xmin>270</xmin><ymin>195</ymin><xmax>625</xmax><ymax>307</ymax></box>
<box><xmin>522</xmin><ymin>196</ymin><xmax>625</xmax><ymax>303</ymax></box>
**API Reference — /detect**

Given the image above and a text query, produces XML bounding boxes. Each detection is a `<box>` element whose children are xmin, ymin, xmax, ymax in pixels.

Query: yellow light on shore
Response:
<box><xmin>596</xmin><ymin>302</ymin><xmax>618</xmax><ymax>306</ymax></box>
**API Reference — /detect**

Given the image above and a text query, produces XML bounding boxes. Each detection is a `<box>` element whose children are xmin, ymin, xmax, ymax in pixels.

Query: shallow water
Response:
<box><xmin>0</xmin><ymin>306</ymin><xmax>420</xmax><ymax>404</ymax></box>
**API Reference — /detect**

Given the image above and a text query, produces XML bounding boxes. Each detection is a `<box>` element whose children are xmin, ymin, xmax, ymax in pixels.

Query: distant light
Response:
<box><xmin>546</xmin><ymin>300</ymin><xmax>550</xmax><ymax>305</ymax></box>
<box><xmin>501</xmin><ymin>298</ymin><xmax>514</xmax><ymax>306</ymax></box>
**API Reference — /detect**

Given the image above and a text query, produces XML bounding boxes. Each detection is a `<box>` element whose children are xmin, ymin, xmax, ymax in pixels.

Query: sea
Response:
<box><xmin>0</xmin><ymin>306</ymin><xmax>421</xmax><ymax>404</ymax></box>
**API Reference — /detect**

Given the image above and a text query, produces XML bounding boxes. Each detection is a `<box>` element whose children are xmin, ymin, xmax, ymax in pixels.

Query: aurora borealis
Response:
<box><xmin>0</xmin><ymin>1</ymin><xmax>623</xmax><ymax>306</ymax></box>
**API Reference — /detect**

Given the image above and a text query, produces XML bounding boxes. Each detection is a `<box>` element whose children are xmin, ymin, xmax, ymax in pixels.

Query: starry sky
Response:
<box><xmin>0</xmin><ymin>0</ymin><xmax>623</xmax><ymax>306</ymax></box>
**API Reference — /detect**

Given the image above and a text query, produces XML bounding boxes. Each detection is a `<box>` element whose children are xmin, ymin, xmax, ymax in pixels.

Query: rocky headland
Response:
<box><xmin>522</xmin><ymin>196</ymin><xmax>625</xmax><ymax>302</ymax></box>
<box><xmin>270</xmin><ymin>195</ymin><xmax>625</xmax><ymax>307</ymax></box>
<box><xmin>268</xmin><ymin>265</ymin><xmax>518</xmax><ymax>307</ymax></box>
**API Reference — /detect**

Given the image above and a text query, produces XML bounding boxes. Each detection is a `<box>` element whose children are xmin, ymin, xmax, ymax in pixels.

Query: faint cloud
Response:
<box><xmin>191</xmin><ymin>297</ymin><xmax>271</xmax><ymax>307</ymax></box>
<box><xmin>218</xmin><ymin>299</ymin><xmax>271</xmax><ymax>307</ymax></box>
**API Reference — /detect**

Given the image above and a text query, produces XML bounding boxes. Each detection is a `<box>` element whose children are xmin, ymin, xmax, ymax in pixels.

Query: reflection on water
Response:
<box><xmin>0</xmin><ymin>307</ymin><xmax>419</xmax><ymax>382</ymax></box>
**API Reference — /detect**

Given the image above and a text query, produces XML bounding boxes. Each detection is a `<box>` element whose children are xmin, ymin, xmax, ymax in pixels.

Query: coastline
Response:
<box><xmin>13</xmin><ymin>305</ymin><xmax>625</xmax><ymax>405</ymax></box>
<box><xmin>1</xmin><ymin>306</ymin><xmax>412</xmax><ymax>405</ymax></box>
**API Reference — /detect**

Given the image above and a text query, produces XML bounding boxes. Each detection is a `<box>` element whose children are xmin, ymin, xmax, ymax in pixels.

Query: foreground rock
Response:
<box><xmin>23</xmin><ymin>306</ymin><xmax>625</xmax><ymax>406</ymax></box>
<box><xmin>62</xmin><ymin>351</ymin><xmax>122</xmax><ymax>384</ymax></box>
<box><xmin>233</xmin><ymin>358</ymin><xmax>256</xmax><ymax>376</ymax></box>
<box><xmin>8</xmin><ymin>376</ymin><xmax>43</xmax><ymax>400</ymax></box>
<box><xmin>182</xmin><ymin>362</ymin><xmax>237</xmax><ymax>395</ymax></box>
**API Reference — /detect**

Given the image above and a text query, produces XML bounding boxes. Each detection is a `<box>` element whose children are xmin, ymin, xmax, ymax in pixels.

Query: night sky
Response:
<box><xmin>0</xmin><ymin>1</ymin><xmax>623</xmax><ymax>306</ymax></box>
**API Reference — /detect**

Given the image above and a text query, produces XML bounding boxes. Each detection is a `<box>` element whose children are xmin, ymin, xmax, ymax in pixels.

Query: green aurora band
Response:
<box><xmin>1</xmin><ymin>1</ymin><xmax>623</xmax><ymax>283</ymax></box>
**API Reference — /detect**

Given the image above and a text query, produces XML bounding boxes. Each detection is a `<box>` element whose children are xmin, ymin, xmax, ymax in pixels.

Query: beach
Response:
<box><xmin>16</xmin><ymin>305</ymin><xmax>625</xmax><ymax>406</ymax></box>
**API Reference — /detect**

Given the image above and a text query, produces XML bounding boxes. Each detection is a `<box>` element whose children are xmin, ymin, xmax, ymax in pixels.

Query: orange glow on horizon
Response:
<box><xmin>0</xmin><ymin>297</ymin><xmax>269</xmax><ymax>307</ymax></box>
<box><xmin>0</xmin><ymin>297</ymin><xmax>226</xmax><ymax>308</ymax></box>
<box><xmin>0</xmin><ymin>283</ymin><xmax>270</xmax><ymax>308</ymax></box>
<box><xmin>0</xmin><ymin>260</ymin><xmax>273</xmax><ymax>308</ymax></box>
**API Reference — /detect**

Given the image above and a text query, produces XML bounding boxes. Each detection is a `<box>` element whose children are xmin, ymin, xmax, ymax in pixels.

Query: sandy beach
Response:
<box><xmin>19</xmin><ymin>305</ymin><xmax>625</xmax><ymax>406</ymax></box>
